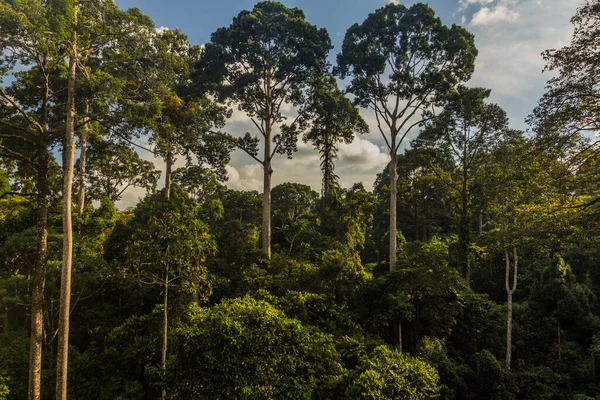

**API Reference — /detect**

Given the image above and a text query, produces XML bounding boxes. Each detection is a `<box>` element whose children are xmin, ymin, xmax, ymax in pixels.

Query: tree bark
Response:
<box><xmin>389</xmin><ymin>138</ymin><xmax>398</xmax><ymax>273</ymax></box>
<box><xmin>165</xmin><ymin>150</ymin><xmax>173</xmax><ymax>200</ymax></box>
<box><xmin>397</xmin><ymin>321</ymin><xmax>402</xmax><ymax>352</ymax></box>
<box><xmin>262</xmin><ymin>113</ymin><xmax>272</xmax><ymax>258</ymax></box>
<box><xmin>56</xmin><ymin>4</ymin><xmax>78</xmax><ymax>398</ymax></box>
<box><xmin>323</xmin><ymin>137</ymin><xmax>331</xmax><ymax>199</ymax></box>
<box><xmin>461</xmin><ymin>163</ymin><xmax>471</xmax><ymax>287</ymax></box>
<box><xmin>28</xmin><ymin>149</ymin><xmax>49</xmax><ymax>400</ymax></box>
<box><xmin>558</xmin><ymin>321</ymin><xmax>561</xmax><ymax>367</ymax></box>
<box><xmin>76</xmin><ymin>102</ymin><xmax>89</xmax><ymax>214</ymax></box>
<box><xmin>161</xmin><ymin>169</ymin><xmax>171</xmax><ymax>400</ymax></box>
<box><xmin>262</xmin><ymin>159</ymin><xmax>272</xmax><ymax>259</ymax></box>
<box><xmin>505</xmin><ymin>247</ymin><xmax>518</xmax><ymax>370</ymax></box>
<box><xmin>161</xmin><ymin>264</ymin><xmax>168</xmax><ymax>400</ymax></box>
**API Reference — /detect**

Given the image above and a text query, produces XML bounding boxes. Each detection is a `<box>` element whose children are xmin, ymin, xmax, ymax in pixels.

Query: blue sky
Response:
<box><xmin>112</xmin><ymin>0</ymin><xmax>582</xmax><ymax>207</ymax></box>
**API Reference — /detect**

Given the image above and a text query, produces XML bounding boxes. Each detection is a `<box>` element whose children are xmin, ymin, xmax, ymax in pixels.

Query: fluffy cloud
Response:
<box><xmin>470</xmin><ymin>5</ymin><xmax>519</xmax><ymax>25</ymax></box>
<box><xmin>458</xmin><ymin>0</ymin><xmax>495</xmax><ymax>11</ymax></box>
<box><xmin>225</xmin><ymin>164</ymin><xmax>263</xmax><ymax>191</ymax></box>
<box><xmin>338</xmin><ymin>137</ymin><xmax>389</xmax><ymax>170</ymax></box>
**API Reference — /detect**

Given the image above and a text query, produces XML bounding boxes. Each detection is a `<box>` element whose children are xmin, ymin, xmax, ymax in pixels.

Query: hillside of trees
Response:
<box><xmin>1</xmin><ymin>0</ymin><xmax>600</xmax><ymax>399</ymax></box>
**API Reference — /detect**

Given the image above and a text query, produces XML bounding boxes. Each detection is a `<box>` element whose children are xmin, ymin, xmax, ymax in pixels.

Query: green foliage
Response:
<box><xmin>172</xmin><ymin>297</ymin><xmax>344</xmax><ymax>399</ymax></box>
<box><xmin>107</xmin><ymin>185</ymin><xmax>214</xmax><ymax>296</ymax></box>
<box><xmin>346</xmin><ymin>345</ymin><xmax>440</xmax><ymax>399</ymax></box>
<box><xmin>272</xmin><ymin>182</ymin><xmax>320</xmax><ymax>257</ymax></box>
<box><xmin>463</xmin><ymin>350</ymin><xmax>515</xmax><ymax>400</ymax></box>
<box><xmin>77</xmin><ymin>140</ymin><xmax>160</xmax><ymax>202</ymax></box>
<box><xmin>196</xmin><ymin>0</ymin><xmax>333</xmax><ymax>171</ymax></box>
<box><xmin>303</xmin><ymin>74</ymin><xmax>369</xmax><ymax>196</ymax></box>
<box><xmin>0</xmin><ymin>331</ymin><xmax>29</xmax><ymax>399</ymax></box>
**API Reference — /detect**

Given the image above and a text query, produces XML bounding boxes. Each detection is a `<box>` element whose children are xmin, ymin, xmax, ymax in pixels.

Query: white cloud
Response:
<box><xmin>471</xmin><ymin>5</ymin><xmax>519</xmax><ymax>25</ymax></box>
<box><xmin>338</xmin><ymin>137</ymin><xmax>389</xmax><ymax>170</ymax></box>
<box><xmin>458</xmin><ymin>0</ymin><xmax>495</xmax><ymax>11</ymax></box>
<box><xmin>156</xmin><ymin>26</ymin><xmax>170</xmax><ymax>33</ymax></box>
<box><xmin>225</xmin><ymin>164</ymin><xmax>263</xmax><ymax>191</ymax></box>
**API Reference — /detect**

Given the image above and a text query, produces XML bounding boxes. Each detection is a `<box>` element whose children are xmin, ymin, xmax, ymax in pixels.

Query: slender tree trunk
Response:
<box><xmin>323</xmin><ymin>140</ymin><xmax>331</xmax><ymax>199</ymax></box>
<box><xmin>28</xmin><ymin>149</ymin><xmax>49</xmax><ymax>400</ymax></box>
<box><xmin>262</xmin><ymin>115</ymin><xmax>272</xmax><ymax>258</ymax></box>
<box><xmin>56</xmin><ymin>5</ymin><xmax>78</xmax><ymax>398</ymax></box>
<box><xmin>161</xmin><ymin>265</ymin><xmax>168</xmax><ymax>400</ymax></box>
<box><xmin>505</xmin><ymin>247</ymin><xmax>518</xmax><ymax>370</ymax></box>
<box><xmin>76</xmin><ymin>102</ymin><xmax>89</xmax><ymax>214</ymax></box>
<box><xmin>397</xmin><ymin>321</ymin><xmax>402</xmax><ymax>352</ymax></box>
<box><xmin>161</xmin><ymin>170</ymin><xmax>171</xmax><ymax>400</ymax></box>
<box><xmin>322</xmin><ymin>130</ymin><xmax>333</xmax><ymax>199</ymax></box>
<box><xmin>165</xmin><ymin>150</ymin><xmax>173</xmax><ymax>200</ymax></box>
<box><xmin>478</xmin><ymin>212</ymin><xmax>483</xmax><ymax>234</ymax></box>
<box><xmin>461</xmin><ymin>168</ymin><xmax>471</xmax><ymax>287</ymax></box>
<box><xmin>389</xmin><ymin>137</ymin><xmax>398</xmax><ymax>273</ymax></box>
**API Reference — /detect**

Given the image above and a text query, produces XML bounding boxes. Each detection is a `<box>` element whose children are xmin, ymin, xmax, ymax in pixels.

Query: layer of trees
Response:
<box><xmin>1</xmin><ymin>0</ymin><xmax>600</xmax><ymax>399</ymax></box>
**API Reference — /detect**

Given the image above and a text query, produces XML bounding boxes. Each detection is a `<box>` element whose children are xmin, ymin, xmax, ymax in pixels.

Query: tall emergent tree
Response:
<box><xmin>303</xmin><ymin>75</ymin><xmax>368</xmax><ymax>199</ymax></box>
<box><xmin>196</xmin><ymin>1</ymin><xmax>332</xmax><ymax>258</ymax></box>
<box><xmin>336</xmin><ymin>3</ymin><xmax>477</xmax><ymax>272</ymax></box>
<box><xmin>415</xmin><ymin>86</ymin><xmax>508</xmax><ymax>285</ymax></box>
<box><xmin>56</xmin><ymin>0</ymin><xmax>78</xmax><ymax>398</ymax></box>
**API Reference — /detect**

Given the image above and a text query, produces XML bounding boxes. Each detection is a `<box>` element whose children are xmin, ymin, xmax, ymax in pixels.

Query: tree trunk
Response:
<box><xmin>397</xmin><ymin>321</ymin><xmax>402</xmax><ymax>352</ymax></box>
<box><xmin>56</xmin><ymin>5</ymin><xmax>78</xmax><ymax>398</ymax></box>
<box><xmin>262</xmin><ymin>114</ymin><xmax>272</xmax><ymax>259</ymax></box>
<box><xmin>389</xmin><ymin>140</ymin><xmax>398</xmax><ymax>273</ymax></box>
<box><xmin>28</xmin><ymin>149</ymin><xmax>49</xmax><ymax>400</ymax></box>
<box><xmin>505</xmin><ymin>247</ymin><xmax>518</xmax><ymax>370</ymax></box>
<box><xmin>262</xmin><ymin>159</ymin><xmax>272</xmax><ymax>259</ymax></box>
<box><xmin>76</xmin><ymin>102</ymin><xmax>89</xmax><ymax>214</ymax></box>
<box><xmin>461</xmin><ymin>168</ymin><xmax>471</xmax><ymax>287</ymax></box>
<box><xmin>558</xmin><ymin>321</ymin><xmax>561</xmax><ymax>367</ymax></box>
<box><xmin>161</xmin><ymin>266</ymin><xmax>168</xmax><ymax>400</ymax></box>
<box><xmin>322</xmin><ymin>131</ymin><xmax>333</xmax><ymax>199</ymax></box>
<box><xmin>164</xmin><ymin>150</ymin><xmax>173</xmax><ymax>200</ymax></box>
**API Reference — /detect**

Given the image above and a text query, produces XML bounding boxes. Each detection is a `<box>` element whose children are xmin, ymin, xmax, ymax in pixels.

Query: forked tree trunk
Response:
<box><xmin>28</xmin><ymin>149</ymin><xmax>49</xmax><ymax>400</ymax></box>
<box><xmin>505</xmin><ymin>247</ymin><xmax>518</xmax><ymax>370</ymax></box>
<box><xmin>76</xmin><ymin>102</ymin><xmax>89</xmax><ymax>214</ymax></box>
<box><xmin>56</xmin><ymin>4</ymin><xmax>78</xmax><ymax>398</ymax></box>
